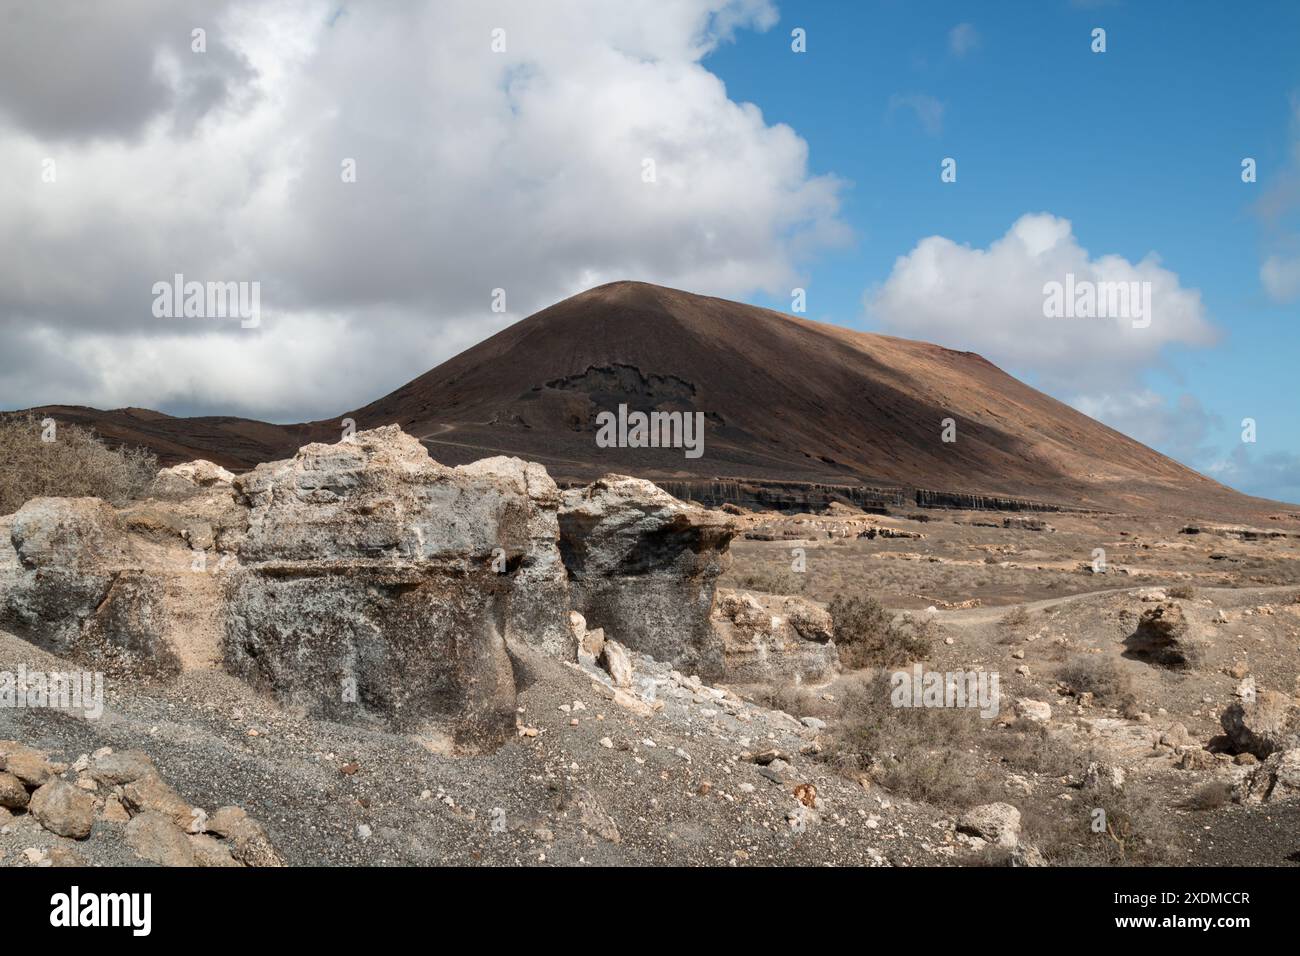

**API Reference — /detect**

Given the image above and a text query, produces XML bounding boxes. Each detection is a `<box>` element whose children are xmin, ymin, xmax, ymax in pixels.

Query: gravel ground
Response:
<box><xmin>0</xmin><ymin>627</ymin><xmax>960</xmax><ymax>868</ymax></box>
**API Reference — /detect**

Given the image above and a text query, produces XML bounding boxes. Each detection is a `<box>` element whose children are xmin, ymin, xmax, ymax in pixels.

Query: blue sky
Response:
<box><xmin>703</xmin><ymin>0</ymin><xmax>1300</xmax><ymax>501</ymax></box>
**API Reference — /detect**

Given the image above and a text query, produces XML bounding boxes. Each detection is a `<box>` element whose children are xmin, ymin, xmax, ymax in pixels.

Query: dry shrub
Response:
<box><xmin>738</xmin><ymin>569</ymin><xmax>807</xmax><ymax>595</ymax></box>
<box><xmin>832</xmin><ymin>672</ymin><xmax>995</xmax><ymax>808</ymax></box>
<box><xmin>752</xmin><ymin>682</ymin><xmax>825</xmax><ymax>719</ymax></box>
<box><xmin>829</xmin><ymin>594</ymin><xmax>932</xmax><ymax>669</ymax></box>
<box><xmin>1166</xmin><ymin>583</ymin><xmax>1197</xmax><ymax>600</ymax></box>
<box><xmin>0</xmin><ymin>414</ymin><xmax>157</xmax><ymax>516</ymax></box>
<box><xmin>1024</xmin><ymin>781</ymin><xmax>1183</xmax><ymax>866</ymax></box>
<box><xmin>1182</xmin><ymin>780</ymin><xmax>1233</xmax><ymax>811</ymax></box>
<box><xmin>1056</xmin><ymin>654</ymin><xmax>1134</xmax><ymax>706</ymax></box>
<box><xmin>1001</xmin><ymin>605</ymin><xmax>1031</xmax><ymax>628</ymax></box>
<box><xmin>986</xmin><ymin>720</ymin><xmax>1091</xmax><ymax>778</ymax></box>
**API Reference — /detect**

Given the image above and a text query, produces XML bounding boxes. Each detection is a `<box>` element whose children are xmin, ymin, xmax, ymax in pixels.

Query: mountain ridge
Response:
<box><xmin>11</xmin><ymin>281</ymin><xmax>1290</xmax><ymax>520</ymax></box>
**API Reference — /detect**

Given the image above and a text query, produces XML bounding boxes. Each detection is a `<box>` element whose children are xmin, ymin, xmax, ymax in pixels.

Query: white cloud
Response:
<box><xmin>1073</xmin><ymin>390</ymin><xmax>1218</xmax><ymax>466</ymax></box>
<box><xmin>948</xmin><ymin>23</ymin><xmax>979</xmax><ymax>57</ymax></box>
<box><xmin>1255</xmin><ymin>93</ymin><xmax>1300</xmax><ymax>303</ymax></box>
<box><xmin>0</xmin><ymin>0</ymin><xmax>847</xmax><ymax>419</ymax></box>
<box><xmin>1206</xmin><ymin>444</ymin><xmax>1300</xmax><ymax>506</ymax></box>
<box><xmin>887</xmin><ymin>93</ymin><xmax>945</xmax><ymax>136</ymax></box>
<box><xmin>866</xmin><ymin>214</ymin><xmax>1217</xmax><ymax>395</ymax></box>
<box><xmin>1261</xmin><ymin>254</ymin><xmax>1300</xmax><ymax>303</ymax></box>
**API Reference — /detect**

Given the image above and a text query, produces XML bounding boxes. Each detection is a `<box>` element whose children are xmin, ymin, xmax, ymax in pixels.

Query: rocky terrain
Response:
<box><xmin>2</xmin><ymin>426</ymin><xmax>1299</xmax><ymax>868</ymax></box>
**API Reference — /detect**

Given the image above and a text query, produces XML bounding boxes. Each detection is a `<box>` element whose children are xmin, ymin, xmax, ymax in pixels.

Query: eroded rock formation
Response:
<box><xmin>558</xmin><ymin>475</ymin><xmax>738</xmax><ymax>678</ymax></box>
<box><xmin>224</xmin><ymin>429</ymin><xmax>572</xmax><ymax>742</ymax></box>
<box><xmin>710</xmin><ymin>588</ymin><xmax>838</xmax><ymax>686</ymax></box>
<box><xmin>1</xmin><ymin>426</ymin><xmax>766</xmax><ymax>745</ymax></box>
<box><xmin>1123</xmin><ymin>602</ymin><xmax>1206</xmax><ymax>670</ymax></box>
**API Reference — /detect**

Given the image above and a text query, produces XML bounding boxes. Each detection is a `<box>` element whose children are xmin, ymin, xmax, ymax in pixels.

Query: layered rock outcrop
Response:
<box><xmin>558</xmin><ymin>476</ymin><xmax>738</xmax><ymax>678</ymax></box>
<box><xmin>1220</xmin><ymin>688</ymin><xmax>1300</xmax><ymax>758</ymax></box>
<box><xmin>1</xmin><ymin>426</ymin><xmax>761</xmax><ymax>744</ymax></box>
<box><xmin>224</xmin><ymin>428</ymin><xmax>572</xmax><ymax>742</ymax></box>
<box><xmin>0</xmin><ymin>493</ymin><xmax>236</xmax><ymax>674</ymax></box>
<box><xmin>710</xmin><ymin>588</ymin><xmax>838</xmax><ymax>686</ymax></box>
<box><xmin>1237</xmin><ymin>748</ymin><xmax>1300</xmax><ymax>803</ymax></box>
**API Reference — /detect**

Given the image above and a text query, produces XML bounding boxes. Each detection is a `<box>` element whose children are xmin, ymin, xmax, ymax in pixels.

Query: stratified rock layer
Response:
<box><xmin>711</xmin><ymin>588</ymin><xmax>838</xmax><ymax>686</ymax></box>
<box><xmin>558</xmin><ymin>476</ymin><xmax>738</xmax><ymax>678</ymax></box>
<box><xmin>224</xmin><ymin>427</ymin><xmax>572</xmax><ymax>744</ymax></box>
<box><xmin>2</xmin><ymin>426</ymin><xmax>755</xmax><ymax>746</ymax></box>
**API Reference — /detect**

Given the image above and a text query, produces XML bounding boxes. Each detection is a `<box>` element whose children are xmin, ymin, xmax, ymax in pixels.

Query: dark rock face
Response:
<box><xmin>913</xmin><ymin>489</ymin><xmax>1066</xmax><ymax>513</ymax></box>
<box><xmin>0</xmin><ymin>499</ymin><xmax>188</xmax><ymax>675</ymax></box>
<box><xmin>559</xmin><ymin>476</ymin><xmax>738</xmax><ymax>678</ymax></box>
<box><xmin>1220</xmin><ymin>689</ymin><xmax>1300</xmax><ymax>758</ymax></box>
<box><xmin>655</xmin><ymin>479</ymin><xmax>904</xmax><ymax>514</ymax></box>
<box><xmin>1124</xmin><ymin>602</ymin><xmax>1206</xmax><ymax>669</ymax></box>
<box><xmin>224</xmin><ymin>570</ymin><xmax>517</xmax><ymax>743</ymax></box>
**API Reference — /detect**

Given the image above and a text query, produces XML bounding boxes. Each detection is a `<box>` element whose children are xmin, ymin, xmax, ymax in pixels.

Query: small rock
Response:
<box><xmin>1014</xmin><ymin>699</ymin><xmax>1052</xmax><ymax>724</ymax></box>
<box><xmin>99</xmin><ymin>796</ymin><xmax>131</xmax><ymax>824</ymax></box>
<box><xmin>89</xmin><ymin>749</ymin><xmax>156</xmax><ymax>786</ymax></box>
<box><xmin>208</xmin><ymin>806</ymin><xmax>284</xmax><ymax>867</ymax></box>
<box><xmin>47</xmin><ymin>846</ymin><xmax>87</xmax><ymax>867</ymax></box>
<box><xmin>189</xmin><ymin>833</ymin><xmax>241</xmax><ymax>867</ymax></box>
<box><xmin>0</xmin><ymin>742</ymin><xmax>60</xmax><ymax>787</ymax></box>
<box><xmin>28</xmin><ymin>779</ymin><xmax>95</xmax><ymax>840</ymax></box>
<box><xmin>122</xmin><ymin>773</ymin><xmax>195</xmax><ymax>829</ymax></box>
<box><xmin>0</xmin><ymin>771</ymin><xmax>29</xmax><ymax>810</ymax></box>
<box><xmin>957</xmin><ymin>802</ymin><xmax>1021</xmax><ymax>848</ymax></box>
<box><xmin>793</xmin><ymin>783</ymin><xmax>817</xmax><ymax>808</ymax></box>
<box><xmin>598</xmin><ymin>639</ymin><xmax>634</xmax><ymax>689</ymax></box>
<box><xmin>22</xmin><ymin>847</ymin><xmax>47</xmax><ymax>866</ymax></box>
<box><xmin>125</xmin><ymin>811</ymin><xmax>197</xmax><ymax>866</ymax></box>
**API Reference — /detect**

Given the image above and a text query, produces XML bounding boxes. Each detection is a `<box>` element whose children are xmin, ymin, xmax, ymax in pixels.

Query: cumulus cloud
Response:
<box><xmin>0</xmin><ymin>0</ymin><xmax>846</xmax><ymax>420</ymax></box>
<box><xmin>864</xmin><ymin>214</ymin><xmax>1222</xmax><ymax>466</ymax></box>
<box><xmin>866</xmin><ymin>214</ymin><xmax>1217</xmax><ymax>395</ymax></box>
<box><xmin>0</xmin><ymin>0</ymin><xmax>255</xmax><ymax>141</ymax></box>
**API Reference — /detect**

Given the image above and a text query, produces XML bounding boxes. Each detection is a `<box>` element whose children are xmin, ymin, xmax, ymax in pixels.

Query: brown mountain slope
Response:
<box><xmin>16</xmin><ymin>281</ymin><xmax>1290</xmax><ymax>519</ymax></box>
